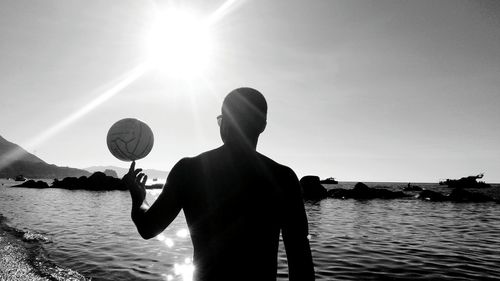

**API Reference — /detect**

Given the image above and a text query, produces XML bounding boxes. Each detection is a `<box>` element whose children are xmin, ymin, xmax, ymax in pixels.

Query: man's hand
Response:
<box><xmin>122</xmin><ymin>161</ymin><xmax>148</xmax><ymax>206</ymax></box>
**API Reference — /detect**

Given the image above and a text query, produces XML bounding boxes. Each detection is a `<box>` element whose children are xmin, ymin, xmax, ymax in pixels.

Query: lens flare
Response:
<box><xmin>0</xmin><ymin>63</ymin><xmax>148</xmax><ymax>171</ymax></box>
<box><xmin>0</xmin><ymin>0</ymin><xmax>247</xmax><ymax>167</ymax></box>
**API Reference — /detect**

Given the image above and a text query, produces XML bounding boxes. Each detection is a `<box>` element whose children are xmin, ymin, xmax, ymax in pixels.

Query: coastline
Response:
<box><xmin>0</xmin><ymin>227</ymin><xmax>45</xmax><ymax>281</ymax></box>
<box><xmin>2</xmin><ymin>181</ymin><xmax>499</xmax><ymax>280</ymax></box>
<box><xmin>0</xmin><ymin>214</ymin><xmax>88</xmax><ymax>281</ymax></box>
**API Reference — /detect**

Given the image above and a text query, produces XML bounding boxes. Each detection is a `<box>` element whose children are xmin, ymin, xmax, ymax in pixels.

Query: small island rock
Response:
<box><xmin>12</xmin><ymin>180</ymin><xmax>49</xmax><ymax>189</ymax></box>
<box><xmin>328</xmin><ymin>182</ymin><xmax>409</xmax><ymax>200</ymax></box>
<box><xmin>448</xmin><ymin>188</ymin><xmax>494</xmax><ymax>202</ymax></box>
<box><xmin>52</xmin><ymin>172</ymin><xmax>125</xmax><ymax>191</ymax></box>
<box><xmin>300</xmin><ymin>176</ymin><xmax>328</xmax><ymax>200</ymax></box>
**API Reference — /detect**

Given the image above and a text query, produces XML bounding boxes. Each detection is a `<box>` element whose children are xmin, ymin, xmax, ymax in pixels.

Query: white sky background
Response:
<box><xmin>0</xmin><ymin>0</ymin><xmax>499</xmax><ymax>182</ymax></box>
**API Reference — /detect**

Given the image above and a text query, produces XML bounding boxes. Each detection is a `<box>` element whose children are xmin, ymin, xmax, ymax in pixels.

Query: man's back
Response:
<box><xmin>125</xmin><ymin>88</ymin><xmax>314</xmax><ymax>281</ymax></box>
<box><xmin>167</xmin><ymin>145</ymin><xmax>312</xmax><ymax>281</ymax></box>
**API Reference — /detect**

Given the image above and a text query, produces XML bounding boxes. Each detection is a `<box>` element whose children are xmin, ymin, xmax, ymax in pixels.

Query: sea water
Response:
<box><xmin>1</xmin><ymin>180</ymin><xmax>500</xmax><ymax>280</ymax></box>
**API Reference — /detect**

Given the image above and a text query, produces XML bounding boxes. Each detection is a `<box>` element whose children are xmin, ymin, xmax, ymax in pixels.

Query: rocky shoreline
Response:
<box><xmin>10</xmin><ymin>171</ymin><xmax>164</xmax><ymax>191</ymax></box>
<box><xmin>300</xmin><ymin>176</ymin><xmax>500</xmax><ymax>203</ymax></box>
<box><xmin>10</xmin><ymin>171</ymin><xmax>126</xmax><ymax>191</ymax></box>
<box><xmin>0</xmin><ymin>215</ymin><xmax>89</xmax><ymax>281</ymax></box>
<box><xmin>8</xmin><ymin>173</ymin><xmax>500</xmax><ymax>203</ymax></box>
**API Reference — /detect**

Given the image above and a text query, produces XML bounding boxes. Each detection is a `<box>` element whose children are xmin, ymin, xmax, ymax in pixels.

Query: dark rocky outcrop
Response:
<box><xmin>85</xmin><ymin>166</ymin><xmax>169</xmax><ymax>179</ymax></box>
<box><xmin>417</xmin><ymin>188</ymin><xmax>495</xmax><ymax>203</ymax></box>
<box><xmin>448</xmin><ymin>188</ymin><xmax>494</xmax><ymax>202</ymax></box>
<box><xmin>12</xmin><ymin>180</ymin><xmax>49</xmax><ymax>189</ymax></box>
<box><xmin>328</xmin><ymin>182</ymin><xmax>409</xmax><ymax>200</ymax></box>
<box><xmin>403</xmin><ymin>185</ymin><xmax>423</xmax><ymax>192</ymax></box>
<box><xmin>51</xmin><ymin>172</ymin><xmax>126</xmax><ymax>191</ymax></box>
<box><xmin>300</xmin><ymin>176</ymin><xmax>328</xmax><ymax>200</ymax></box>
<box><xmin>146</xmin><ymin>183</ymin><xmax>164</xmax><ymax>189</ymax></box>
<box><xmin>417</xmin><ymin>190</ymin><xmax>448</xmax><ymax>201</ymax></box>
<box><xmin>327</xmin><ymin>188</ymin><xmax>350</xmax><ymax>199</ymax></box>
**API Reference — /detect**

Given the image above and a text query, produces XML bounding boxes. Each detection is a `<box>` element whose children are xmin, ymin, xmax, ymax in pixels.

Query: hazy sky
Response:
<box><xmin>0</xmin><ymin>0</ymin><xmax>499</xmax><ymax>182</ymax></box>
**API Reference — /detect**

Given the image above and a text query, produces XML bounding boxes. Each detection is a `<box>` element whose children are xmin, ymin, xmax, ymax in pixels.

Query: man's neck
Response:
<box><xmin>223</xmin><ymin>137</ymin><xmax>258</xmax><ymax>152</ymax></box>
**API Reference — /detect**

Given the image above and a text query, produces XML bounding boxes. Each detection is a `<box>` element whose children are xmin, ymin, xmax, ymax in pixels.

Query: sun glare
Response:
<box><xmin>144</xmin><ymin>9</ymin><xmax>214</xmax><ymax>77</ymax></box>
<box><xmin>4</xmin><ymin>1</ymin><xmax>243</xmax><ymax>170</ymax></box>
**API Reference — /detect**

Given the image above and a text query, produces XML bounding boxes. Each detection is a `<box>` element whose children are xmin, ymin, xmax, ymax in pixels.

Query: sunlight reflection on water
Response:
<box><xmin>2</xmin><ymin>181</ymin><xmax>500</xmax><ymax>280</ymax></box>
<box><xmin>156</xmin><ymin>233</ymin><xmax>175</xmax><ymax>248</ymax></box>
<box><xmin>147</xmin><ymin>189</ymin><xmax>194</xmax><ymax>281</ymax></box>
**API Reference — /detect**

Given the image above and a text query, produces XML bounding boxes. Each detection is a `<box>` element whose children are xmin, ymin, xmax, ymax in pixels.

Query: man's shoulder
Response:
<box><xmin>256</xmin><ymin>152</ymin><xmax>296</xmax><ymax>178</ymax></box>
<box><xmin>175</xmin><ymin>147</ymin><xmax>221</xmax><ymax>163</ymax></box>
<box><xmin>167</xmin><ymin>148</ymin><xmax>221</xmax><ymax>183</ymax></box>
<box><xmin>190</xmin><ymin>147</ymin><xmax>222</xmax><ymax>162</ymax></box>
<box><xmin>169</xmin><ymin>147</ymin><xmax>224</xmax><ymax>174</ymax></box>
<box><xmin>174</xmin><ymin>147</ymin><xmax>297</xmax><ymax>178</ymax></box>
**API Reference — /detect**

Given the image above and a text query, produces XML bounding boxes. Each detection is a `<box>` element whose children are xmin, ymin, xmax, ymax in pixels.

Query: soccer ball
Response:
<box><xmin>106</xmin><ymin>118</ymin><xmax>154</xmax><ymax>161</ymax></box>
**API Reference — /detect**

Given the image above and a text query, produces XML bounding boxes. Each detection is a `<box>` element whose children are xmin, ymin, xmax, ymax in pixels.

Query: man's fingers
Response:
<box><xmin>129</xmin><ymin>161</ymin><xmax>135</xmax><ymax>173</ymax></box>
<box><xmin>136</xmin><ymin>173</ymin><xmax>144</xmax><ymax>183</ymax></box>
<box><xmin>141</xmin><ymin>175</ymin><xmax>148</xmax><ymax>186</ymax></box>
<box><xmin>133</xmin><ymin>168</ymin><xmax>143</xmax><ymax>177</ymax></box>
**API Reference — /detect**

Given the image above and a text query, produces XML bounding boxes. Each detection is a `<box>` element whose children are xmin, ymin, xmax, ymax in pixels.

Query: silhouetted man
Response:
<box><xmin>123</xmin><ymin>87</ymin><xmax>315</xmax><ymax>281</ymax></box>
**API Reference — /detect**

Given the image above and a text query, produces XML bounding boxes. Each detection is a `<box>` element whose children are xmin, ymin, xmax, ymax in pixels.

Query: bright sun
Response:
<box><xmin>144</xmin><ymin>9</ymin><xmax>214</xmax><ymax>77</ymax></box>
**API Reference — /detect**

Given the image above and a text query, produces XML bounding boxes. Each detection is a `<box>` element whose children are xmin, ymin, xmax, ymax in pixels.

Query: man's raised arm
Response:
<box><xmin>123</xmin><ymin>160</ymin><xmax>185</xmax><ymax>239</ymax></box>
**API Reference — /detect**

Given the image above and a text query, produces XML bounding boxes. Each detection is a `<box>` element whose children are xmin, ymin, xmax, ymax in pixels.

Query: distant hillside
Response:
<box><xmin>85</xmin><ymin>165</ymin><xmax>169</xmax><ymax>179</ymax></box>
<box><xmin>0</xmin><ymin>135</ymin><xmax>45</xmax><ymax>164</ymax></box>
<box><xmin>0</xmin><ymin>134</ymin><xmax>91</xmax><ymax>179</ymax></box>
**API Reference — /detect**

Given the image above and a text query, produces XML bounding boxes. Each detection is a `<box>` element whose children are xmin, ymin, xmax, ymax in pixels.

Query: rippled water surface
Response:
<box><xmin>1</xmin><ymin>180</ymin><xmax>500</xmax><ymax>280</ymax></box>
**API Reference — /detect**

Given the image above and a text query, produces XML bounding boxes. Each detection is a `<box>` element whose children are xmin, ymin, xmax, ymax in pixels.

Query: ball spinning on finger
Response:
<box><xmin>106</xmin><ymin>118</ymin><xmax>154</xmax><ymax>161</ymax></box>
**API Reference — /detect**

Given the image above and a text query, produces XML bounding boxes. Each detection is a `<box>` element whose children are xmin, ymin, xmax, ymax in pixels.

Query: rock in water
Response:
<box><xmin>22</xmin><ymin>231</ymin><xmax>50</xmax><ymax>243</ymax></box>
<box><xmin>403</xmin><ymin>185</ymin><xmax>423</xmax><ymax>192</ymax></box>
<box><xmin>300</xmin><ymin>175</ymin><xmax>328</xmax><ymax>200</ymax></box>
<box><xmin>351</xmin><ymin>182</ymin><xmax>408</xmax><ymax>199</ymax></box>
<box><xmin>448</xmin><ymin>188</ymin><xmax>494</xmax><ymax>202</ymax></box>
<box><xmin>328</xmin><ymin>182</ymin><xmax>409</xmax><ymax>200</ymax></box>
<box><xmin>417</xmin><ymin>190</ymin><xmax>447</xmax><ymax>201</ymax></box>
<box><xmin>12</xmin><ymin>180</ymin><xmax>49</xmax><ymax>189</ymax></box>
<box><xmin>51</xmin><ymin>172</ymin><xmax>125</xmax><ymax>191</ymax></box>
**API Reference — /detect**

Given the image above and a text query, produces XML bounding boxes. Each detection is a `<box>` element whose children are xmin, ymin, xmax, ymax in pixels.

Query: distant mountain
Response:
<box><xmin>0</xmin><ymin>135</ymin><xmax>45</xmax><ymax>164</ymax></box>
<box><xmin>0</xmin><ymin>134</ymin><xmax>91</xmax><ymax>179</ymax></box>
<box><xmin>85</xmin><ymin>166</ymin><xmax>169</xmax><ymax>179</ymax></box>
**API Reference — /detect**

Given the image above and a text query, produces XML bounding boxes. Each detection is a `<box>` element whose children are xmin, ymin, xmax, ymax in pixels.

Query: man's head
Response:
<box><xmin>220</xmin><ymin>87</ymin><xmax>267</xmax><ymax>146</ymax></box>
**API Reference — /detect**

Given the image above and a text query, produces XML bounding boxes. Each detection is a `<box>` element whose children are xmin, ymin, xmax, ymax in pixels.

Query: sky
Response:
<box><xmin>0</xmin><ymin>0</ymin><xmax>499</xmax><ymax>182</ymax></box>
